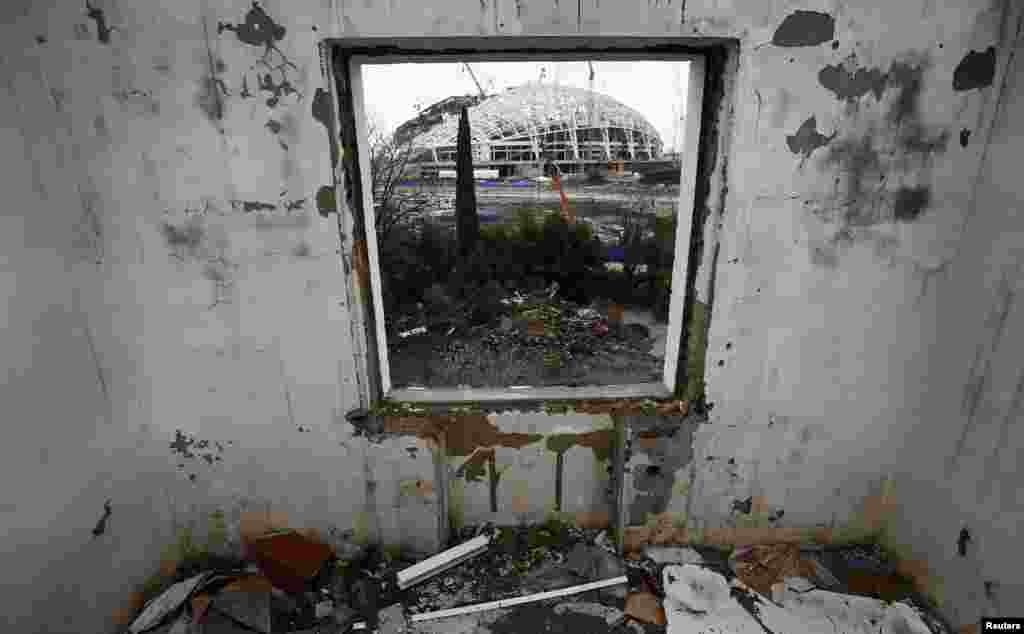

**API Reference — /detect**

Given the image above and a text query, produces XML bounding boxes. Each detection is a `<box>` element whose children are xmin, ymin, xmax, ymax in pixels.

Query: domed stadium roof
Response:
<box><xmin>405</xmin><ymin>82</ymin><xmax>663</xmax><ymax>151</ymax></box>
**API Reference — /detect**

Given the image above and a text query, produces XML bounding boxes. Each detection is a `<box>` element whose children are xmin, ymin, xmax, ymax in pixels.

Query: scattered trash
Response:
<box><xmin>594</xmin><ymin>530</ymin><xmax>615</xmax><ymax>554</ymax></box>
<box><xmin>129</xmin><ymin>572</ymin><xmax>212</xmax><ymax>634</ymax></box>
<box><xmin>398</xmin><ymin>326</ymin><xmax>428</xmax><ymax>339</ymax></box>
<box><xmin>728</xmin><ymin>543</ymin><xmax>817</xmax><ymax>596</ymax></box>
<box><xmin>624</xmin><ymin>591</ymin><xmax>666</xmax><ymax>625</ymax></box>
<box><xmin>123</xmin><ymin>519</ymin><xmax>951</xmax><ymax>634</ymax></box>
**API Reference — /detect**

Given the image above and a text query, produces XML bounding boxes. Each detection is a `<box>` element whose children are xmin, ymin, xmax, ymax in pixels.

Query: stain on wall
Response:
<box><xmin>786</xmin><ymin>116</ymin><xmax>836</xmax><ymax>161</ymax></box>
<box><xmin>892</xmin><ymin>186</ymin><xmax>930</xmax><ymax>221</ymax></box>
<box><xmin>953</xmin><ymin>46</ymin><xmax>997</xmax><ymax>91</ymax></box>
<box><xmin>812</xmin><ymin>54</ymin><xmax>949</xmax><ymax>261</ymax></box>
<box><xmin>627</xmin><ymin>417</ymin><xmax>694</xmax><ymax>525</ymax></box>
<box><xmin>772</xmin><ymin>10</ymin><xmax>835</xmax><ymax>47</ymax></box>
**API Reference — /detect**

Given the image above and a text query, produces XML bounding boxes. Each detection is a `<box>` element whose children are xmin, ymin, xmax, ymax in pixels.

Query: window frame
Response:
<box><xmin>332</xmin><ymin>38</ymin><xmax>708</xmax><ymax>405</ymax></box>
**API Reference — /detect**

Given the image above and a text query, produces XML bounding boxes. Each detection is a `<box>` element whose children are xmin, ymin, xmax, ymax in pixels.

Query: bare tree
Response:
<box><xmin>366</xmin><ymin>118</ymin><xmax>431</xmax><ymax>244</ymax></box>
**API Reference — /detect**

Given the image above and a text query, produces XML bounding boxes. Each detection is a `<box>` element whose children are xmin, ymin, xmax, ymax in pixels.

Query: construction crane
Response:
<box><xmin>462</xmin><ymin>62</ymin><xmax>487</xmax><ymax>99</ymax></box>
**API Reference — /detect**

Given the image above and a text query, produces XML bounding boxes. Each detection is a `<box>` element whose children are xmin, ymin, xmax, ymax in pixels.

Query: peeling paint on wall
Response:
<box><xmin>772</xmin><ymin>11</ymin><xmax>835</xmax><ymax>47</ymax></box>
<box><xmin>952</xmin><ymin>46</ymin><xmax>997</xmax><ymax>91</ymax></box>
<box><xmin>312</xmin><ymin>87</ymin><xmax>340</xmax><ymax>168</ymax></box>
<box><xmin>786</xmin><ymin>116</ymin><xmax>836</xmax><ymax>162</ymax></box>
<box><xmin>169</xmin><ymin>430</ymin><xmax>226</xmax><ymax>466</ymax></box>
<box><xmin>219</xmin><ymin>2</ymin><xmax>302</xmax><ymax>108</ymax></box>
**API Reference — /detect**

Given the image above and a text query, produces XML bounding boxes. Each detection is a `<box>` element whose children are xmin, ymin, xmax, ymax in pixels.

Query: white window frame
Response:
<box><xmin>346</xmin><ymin>48</ymin><xmax>706</xmax><ymax>404</ymax></box>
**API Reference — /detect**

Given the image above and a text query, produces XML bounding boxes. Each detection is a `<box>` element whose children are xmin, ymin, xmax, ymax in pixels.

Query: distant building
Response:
<box><xmin>394</xmin><ymin>82</ymin><xmax>668</xmax><ymax>179</ymax></box>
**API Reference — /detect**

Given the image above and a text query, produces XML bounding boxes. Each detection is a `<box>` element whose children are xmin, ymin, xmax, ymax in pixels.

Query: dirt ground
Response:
<box><xmin>387</xmin><ymin>307</ymin><xmax>665</xmax><ymax>389</ymax></box>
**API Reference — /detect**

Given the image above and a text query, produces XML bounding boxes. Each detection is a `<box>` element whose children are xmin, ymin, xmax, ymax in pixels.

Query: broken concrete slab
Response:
<box><xmin>663</xmin><ymin>564</ymin><xmax>731</xmax><ymax>614</ymax></box>
<box><xmin>662</xmin><ymin>564</ymin><xmax>943</xmax><ymax>634</ymax></box>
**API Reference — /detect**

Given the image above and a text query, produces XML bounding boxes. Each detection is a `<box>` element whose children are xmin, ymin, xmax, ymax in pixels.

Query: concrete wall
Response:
<box><xmin>1</xmin><ymin>0</ymin><xmax>1021</xmax><ymax>632</ymax></box>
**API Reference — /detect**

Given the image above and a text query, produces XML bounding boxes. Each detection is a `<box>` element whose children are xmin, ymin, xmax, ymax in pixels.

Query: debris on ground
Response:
<box><xmin>728</xmin><ymin>543</ymin><xmax>817</xmax><ymax>596</ymax></box>
<box><xmin>644</xmin><ymin>545</ymin><xmax>705</xmax><ymax>565</ymax></box>
<box><xmin>396</xmin><ymin>533</ymin><xmax>491</xmax><ymax>590</ymax></box>
<box><xmin>124</xmin><ymin>516</ymin><xmax>955</xmax><ymax>634</ymax></box>
<box><xmin>128</xmin><ymin>573</ymin><xmax>212</xmax><ymax>633</ymax></box>
<box><xmin>378</xmin><ymin>603</ymin><xmax>407</xmax><ymax>634</ymax></box>
<box><xmin>565</xmin><ymin>543</ymin><xmax>625</xmax><ymax>581</ymax></box>
<box><xmin>244</xmin><ymin>530</ymin><xmax>335</xmax><ymax>594</ymax></box>
<box><xmin>624</xmin><ymin>591</ymin><xmax>666</xmax><ymax>625</ymax></box>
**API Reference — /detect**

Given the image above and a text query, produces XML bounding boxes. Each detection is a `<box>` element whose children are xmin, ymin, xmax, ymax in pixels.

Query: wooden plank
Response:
<box><xmin>411</xmin><ymin>576</ymin><xmax>629</xmax><ymax>622</ymax></box>
<box><xmin>351</xmin><ymin>575</ymin><xmax>629</xmax><ymax>629</ymax></box>
<box><xmin>396</xmin><ymin>534</ymin><xmax>491</xmax><ymax>590</ymax></box>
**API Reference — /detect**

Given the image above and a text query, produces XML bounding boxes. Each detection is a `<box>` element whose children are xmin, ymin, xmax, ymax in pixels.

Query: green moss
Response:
<box><xmin>463</xmin><ymin>459</ymin><xmax>487</xmax><ymax>483</ymax></box>
<box><xmin>449</xmin><ymin>404</ymin><xmax>483</xmax><ymax>416</ymax></box>
<box><xmin>352</xmin><ymin>511</ymin><xmax>370</xmax><ymax>546</ymax></box>
<box><xmin>448</xmin><ymin>478</ymin><xmax>466</xmax><ymax>534</ymax></box>
<box><xmin>383</xmin><ymin>543</ymin><xmax>403</xmax><ymax>562</ymax></box>
<box><xmin>545</xmin><ymin>434</ymin><xmax>577</xmax><ymax>454</ymax></box>
<box><xmin>316</xmin><ymin>185</ymin><xmax>336</xmax><ymax>216</ymax></box>
<box><xmin>542</xmin><ymin>401</ymin><xmax>573</xmax><ymax>415</ymax></box>
<box><xmin>683</xmin><ymin>300</ymin><xmax>708</xmax><ymax>403</ymax></box>
<box><xmin>370</xmin><ymin>401</ymin><xmax>428</xmax><ymax>417</ymax></box>
<box><xmin>207</xmin><ymin>509</ymin><xmax>227</xmax><ymax>550</ymax></box>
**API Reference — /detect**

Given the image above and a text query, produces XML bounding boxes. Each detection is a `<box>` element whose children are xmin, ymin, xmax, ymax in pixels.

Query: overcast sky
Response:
<box><xmin>360</xmin><ymin>61</ymin><xmax>690</xmax><ymax>153</ymax></box>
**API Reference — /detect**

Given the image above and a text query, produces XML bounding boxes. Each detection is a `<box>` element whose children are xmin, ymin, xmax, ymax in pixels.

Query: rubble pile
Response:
<box><xmin>123</xmin><ymin>517</ymin><xmax>955</xmax><ymax>634</ymax></box>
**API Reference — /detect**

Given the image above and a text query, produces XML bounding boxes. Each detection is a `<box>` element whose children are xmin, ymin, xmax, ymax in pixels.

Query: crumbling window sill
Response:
<box><xmin>363</xmin><ymin>396</ymin><xmax>690</xmax><ymax>419</ymax></box>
